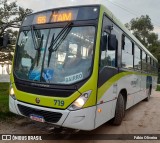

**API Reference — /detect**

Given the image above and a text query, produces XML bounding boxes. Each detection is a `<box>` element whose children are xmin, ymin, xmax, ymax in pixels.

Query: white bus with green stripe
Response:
<box><xmin>8</xmin><ymin>4</ymin><xmax>158</xmax><ymax>130</ymax></box>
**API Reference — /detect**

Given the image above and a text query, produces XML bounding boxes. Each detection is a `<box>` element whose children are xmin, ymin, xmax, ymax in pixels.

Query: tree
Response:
<box><xmin>0</xmin><ymin>0</ymin><xmax>32</xmax><ymax>37</ymax></box>
<box><xmin>125</xmin><ymin>15</ymin><xmax>160</xmax><ymax>65</ymax></box>
<box><xmin>0</xmin><ymin>0</ymin><xmax>32</xmax><ymax>74</ymax></box>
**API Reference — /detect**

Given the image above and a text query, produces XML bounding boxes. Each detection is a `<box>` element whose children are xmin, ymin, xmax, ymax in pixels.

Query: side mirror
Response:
<box><xmin>101</xmin><ymin>35</ymin><xmax>108</xmax><ymax>51</ymax></box>
<box><xmin>108</xmin><ymin>34</ymin><xmax>117</xmax><ymax>51</ymax></box>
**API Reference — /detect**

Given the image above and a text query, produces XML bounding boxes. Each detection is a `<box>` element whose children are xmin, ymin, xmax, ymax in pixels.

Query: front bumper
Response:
<box><xmin>9</xmin><ymin>96</ymin><xmax>96</xmax><ymax>130</ymax></box>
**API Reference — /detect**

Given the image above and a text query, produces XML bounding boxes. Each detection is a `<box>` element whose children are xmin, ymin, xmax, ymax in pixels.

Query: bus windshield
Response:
<box><xmin>14</xmin><ymin>26</ymin><xmax>95</xmax><ymax>85</ymax></box>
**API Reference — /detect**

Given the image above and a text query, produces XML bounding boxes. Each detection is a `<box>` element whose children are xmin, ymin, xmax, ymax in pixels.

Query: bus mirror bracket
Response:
<box><xmin>108</xmin><ymin>34</ymin><xmax>117</xmax><ymax>51</ymax></box>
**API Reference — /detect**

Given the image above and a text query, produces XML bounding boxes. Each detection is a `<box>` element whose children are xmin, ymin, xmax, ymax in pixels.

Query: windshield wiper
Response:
<box><xmin>36</xmin><ymin>34</ymin><xmax>44</xmax><ymax>66</ymax></box>
<box><xmin>30</xmin><ymin>25</ymin><xmax>38</xmax><ymax>50</ymax></box>
<box><xmin>30</xmin><ymin>25</ymin><xmax>44</xmax><ymax>67</ymax></box>
<box><xmin>29</xmin><ymin>34</ymin><xmax>44</xmax><ymax>74</ymax></box>
<box><xmin>47</xmin><ymin>22</ymin><xmax>72</xmax><ymax>67</ymax></box>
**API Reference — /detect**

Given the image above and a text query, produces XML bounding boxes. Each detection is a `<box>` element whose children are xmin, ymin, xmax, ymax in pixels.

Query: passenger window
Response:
<box><xmin>134</xmin><ymin>45</ymin><xmax>141</xmax><ymax>70</ymax></box>
<box><xmin>122</xmin><ymin>36</ymin><xmax>133</xmax><ymax>69</ymax></box>
<box><xmin>153</xmin><ymin>60</ymin><xmax>158</xmax><ymax>74</ymax></box>
<box><xmin>147</xmin><ymin>55</ymin><xmax>151</xmax><ymax>73</ymax></box>
<box><xmin>100</xmin><ymin>32</ymin><xmax>108</xmax><ymax>68</ymax></box>
<box><xmin>151</xmin><ymin>59</ymin><xmax>153</xmax><ymax>74</ymax></box>
<box><xmin>142</xmin><ymin>51</ymin><xmax>147</xmax><ymax>72</ymax></box>
<box><xmin>100</xmin><ymin>32</ymin><xmax>116</xmax><ymax>69</ymax></box>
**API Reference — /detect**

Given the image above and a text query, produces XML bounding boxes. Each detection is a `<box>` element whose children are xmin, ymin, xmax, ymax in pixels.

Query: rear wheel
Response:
<box><xmin>112</xmin><ymin>93</ymin><xmax>125</xmax><ymax>125</ymax></box>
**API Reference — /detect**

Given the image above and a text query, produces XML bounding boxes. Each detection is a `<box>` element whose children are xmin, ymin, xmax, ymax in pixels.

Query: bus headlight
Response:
<box><xmin>68</xmin><ymin>90</ymin><xmax>92</xmax><ymax>111</ymax></box>
<box><xmin>10</xmin><ymin>86</ymin><xmax>16</xmax><ymax>100</ymax></box>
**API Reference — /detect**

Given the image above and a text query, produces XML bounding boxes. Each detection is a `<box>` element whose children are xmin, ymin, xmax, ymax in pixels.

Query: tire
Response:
<box><xmin>112</xmin><ymin>93</ymin><xmax>125</xmax><ymax>125</ymax></box>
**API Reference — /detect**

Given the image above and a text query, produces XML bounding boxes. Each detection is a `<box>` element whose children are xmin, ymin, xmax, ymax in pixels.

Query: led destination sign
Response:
<box><xmin>36</xmin><ymin>10</ymin><xmax>76</xmax><ymax>24</ymax></box>
<box><xmin>36</xmin><ymin>16</ymin><xmax>47</xmax><ymax>24</ymax></box>
<box><xmin>51</xmin><ymin>12</ymin><xmax>73</xmax><ymax>22</ymax></box>
<box><xmin>22</xmin><ymin>6</ymin><xmax>99</xmax><ymax>26</ymax></box>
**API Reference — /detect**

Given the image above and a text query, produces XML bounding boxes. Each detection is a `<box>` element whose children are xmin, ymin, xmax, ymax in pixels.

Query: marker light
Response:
<box><xmin>10</xmin><ymin>85</ymin><xmax>16</xmax><ymax>100</ymax></box>
<box><xmin>98</xmin><ymin>108</ymin><xmax>102</xmax><ymax>113</ymax></box>
<box><xmin>68</xmin><ymin>90</ymin><xmax>92</xmax><ymax>111</ymax></box>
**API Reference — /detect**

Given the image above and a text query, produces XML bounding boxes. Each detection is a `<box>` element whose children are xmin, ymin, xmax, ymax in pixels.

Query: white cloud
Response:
<box><xmin>154</xmin><ymin>26</ymin><xmax>160</xmax><ymax>37</ymax></box>
<box><xmin>154</xmin><ymin>26</ymin><xmax>160</xmax><ymax>33</ymax></box>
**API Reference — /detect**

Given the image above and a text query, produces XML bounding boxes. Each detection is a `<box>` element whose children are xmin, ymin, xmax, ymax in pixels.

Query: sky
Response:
<box><xmin>11</xmin><ymin>0</ymin><xmax>160</xmax><ymax>36</ymax></box>
<box><xmin>2</xmin><ymin>0</ymin><xmax>160</xmax><ymax>74</ymax></box>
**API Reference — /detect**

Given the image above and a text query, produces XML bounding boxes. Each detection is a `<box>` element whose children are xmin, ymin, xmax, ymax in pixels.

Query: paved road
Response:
<box><xmin>0</xmin><ymin>91</ymin><xmax>160</xmax><ymax>143</ymax></box>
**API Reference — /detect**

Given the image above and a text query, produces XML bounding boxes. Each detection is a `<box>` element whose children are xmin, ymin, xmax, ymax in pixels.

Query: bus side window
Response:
<box><xmin>100</xmin><ymin>32</ymin><xmax>108</xmax><ymax>68</ymax></box>
<box><xmin>147</xmin><ymin>55</ymin><xmax>151</xmax><ymax>73</ymax></box>
<box><xmin>134</xmin><ymin>45</ymin><xmax>141</xmax><ymax>70</ymax></box>
<box><xmin>142</xmin><ymin>51</ymin><xmax>147</xmax><ymax>72</ymax></box>
<box><xmin>100</xmin><ymin>32</ymin><xmax>117</xmax><ymax>69</ymax></box>
<box><xmin>122</xmin><ymin>36</ymin><xmax>133</xmax><ymax>69</ymax></box>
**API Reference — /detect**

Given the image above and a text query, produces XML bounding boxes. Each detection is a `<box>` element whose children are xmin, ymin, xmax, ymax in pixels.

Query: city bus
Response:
<box><xmin>8</xmin><ymin>4</ymin><xmax>158</xmax><ymax>130</ymax></box>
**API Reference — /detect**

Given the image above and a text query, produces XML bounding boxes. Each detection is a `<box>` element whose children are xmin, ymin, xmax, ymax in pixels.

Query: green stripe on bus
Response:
<box><xmin>97</xmin><ymin>71</ymin><xmax>156</xmax><ymax>102</ymax></box>
<box><xmin>98</xmin><ymin>71</ymin><xmax>135</xmax><ymax>101</ymax></box>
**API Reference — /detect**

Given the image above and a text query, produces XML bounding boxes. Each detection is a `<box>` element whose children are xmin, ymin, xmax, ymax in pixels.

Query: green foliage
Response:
<box><xmin>0</xmin><ymin>0</ymin><xmax>33</xmax><ymax>37</ymax></box>
<box><xmin>0</xmin><ymin>82</ymin><xmax>9</xmax><ymax>95</ymax></box>
<box><xmin>0</xmin><ymin>0</ymin><xmax>32</xmax><ymax>64</ymax></box>
<box><xmin>156</xmin><ymin>85</ymin><xmax>160</xmax><ymax>91</ymax></box>
<box><xmin>0</xmin><ymin>82</ymin><xmax>15</xmax><ymax>120</ymax></box>
<box><xmin>125</xmin><ymin>15</ymin><xmax>160</xmax><ymax>67</ymax></box>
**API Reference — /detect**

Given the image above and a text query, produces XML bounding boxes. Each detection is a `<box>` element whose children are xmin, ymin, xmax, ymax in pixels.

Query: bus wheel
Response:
<box><xmin>112</xmin><ymin>93</ymin><xmax>125</xmax><ymax>125</ymax></box>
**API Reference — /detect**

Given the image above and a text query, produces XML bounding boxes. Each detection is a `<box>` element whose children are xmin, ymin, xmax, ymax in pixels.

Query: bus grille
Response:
<box><xmin>17</xmin><ymin>104</ymin><xmax>62</xmax><ymax>123</ymax></box>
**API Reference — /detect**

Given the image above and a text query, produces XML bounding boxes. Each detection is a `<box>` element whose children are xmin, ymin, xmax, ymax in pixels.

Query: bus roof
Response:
<box><xmin>25</xmin><ymin>4</ymin><xmax>157</xmax><ymax>62</ymax></box>
<box><xmin>26</xmin><ymin>4</ymin><xmax>100</xmax><ymax>17</ymax></box>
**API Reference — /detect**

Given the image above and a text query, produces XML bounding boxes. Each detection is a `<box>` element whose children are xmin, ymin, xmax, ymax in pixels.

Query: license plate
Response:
<box><xmin>30</xmin><ymin>114</ymin><xmax>45</xmax><ymax>123</ymax></box>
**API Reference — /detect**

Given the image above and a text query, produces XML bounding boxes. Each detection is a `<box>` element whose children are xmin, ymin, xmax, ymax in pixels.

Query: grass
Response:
<box><xmin>157</xmin><ymin>85</ymin><xmax>160</xmax><ymax>91</ymax></box>
<box><xmin>0</xmin><ymin>82</ymin><xmax>16</xmax><ymax>120</ymax></box>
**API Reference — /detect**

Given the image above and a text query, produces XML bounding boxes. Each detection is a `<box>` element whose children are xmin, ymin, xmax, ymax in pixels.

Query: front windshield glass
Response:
<box><xmin>14</xmin><ymin>26</ymin><xmax>95</xmax><ymax>85</ymax></box>
<box><xmin>15</xmin><ymin>29</ymin><xmax>49</xmax><ymax>81</ymax></box>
